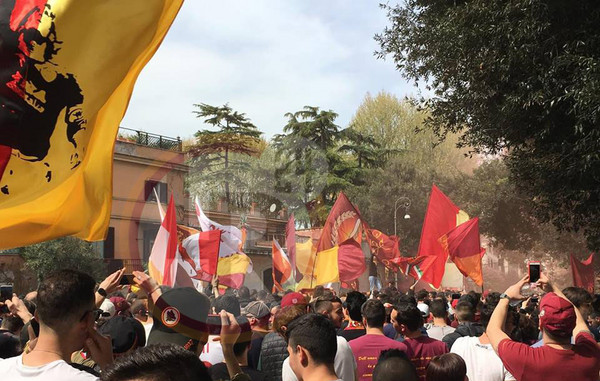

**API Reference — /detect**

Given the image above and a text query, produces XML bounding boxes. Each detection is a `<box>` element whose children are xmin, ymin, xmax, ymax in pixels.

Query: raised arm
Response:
<box><xmin>487</xmin><ymin>275</ymin><xmax>529</xmax><ymax>352</ymax></box>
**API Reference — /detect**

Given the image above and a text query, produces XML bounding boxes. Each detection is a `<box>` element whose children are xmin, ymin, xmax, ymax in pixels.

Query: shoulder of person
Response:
<box><xmin>574</xmin><ymin>331</ymin><xmax>600</xmax><ymax>348</ymax></box>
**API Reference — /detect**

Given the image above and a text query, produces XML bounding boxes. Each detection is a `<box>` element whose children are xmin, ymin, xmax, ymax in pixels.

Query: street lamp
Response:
<box><xmin>394</xmin><ymin>196</ymin><xmax>411</xmax><ymax>237</ymax></box>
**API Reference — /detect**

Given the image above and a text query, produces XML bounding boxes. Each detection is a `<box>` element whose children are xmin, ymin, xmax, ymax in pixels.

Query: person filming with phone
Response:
<box><xmin>486</xmin><ymin>271</ymin><xmax>600</xmax><ymax>381</ymax></box>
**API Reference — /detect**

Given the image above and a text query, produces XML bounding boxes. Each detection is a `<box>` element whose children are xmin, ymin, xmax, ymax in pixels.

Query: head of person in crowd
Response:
<box><xmin>313</xmin><ymin>294</ymin><xmax>344</xmax><ymax>328</ymax></box>
<box><xmin>243</xmin><ymin>300</ymin><xmax>271</xmax><ymax>331</ymax></box>
<box><xmin>110</xmin><ymin>295</ymin><xmax>131</xmax><ymax>317</ymax></box>
<box><xmin>426</xmin><ymin>353</ymin><xmax>468</xmax><ymax>381</ymax></box>
<box><xmin>286</xmin><ymin>313</ymin><xmax>338</xmax><ymax>381</ymax></box>
<box><xmin>238</xmin><ymin>286</ymin><xmax>250</xmax><ymax>299</ymax></box>
<box><xmin>430</xmin><ymin>299</ymin><xmax>448</xmax><ymax>320</ymax></box>
<box><xmin>214</xmin><ymin>294</ymin><xmax>241</xmax><ymax>317</ymax></box>
<box><xmin>391</xmin><ymin>303</ymin><xmax>423</xmax><ymax>336</ymax></box>
<box><xmin>312</xmin><ymin>285</ymin><xmax>326</xmax><ymax>300</ymax></box>
<box><xmin>538</xmin><ymin>292</ymin><xmax>576</xmax><ymax>344</ymax></box>
<box><xmin>269</xmin><ymin>304</ymin><xmax>281</xmax><ymax>329</ymax></box>
<box><xmin>100</xmin><ymin>343</ymin><xmax>211</xmax><ymax>381</ymax></box>
<box><xmin>373</xmin><ymin>349</ymin><xmax>418</xmax><ymax>381</ymax></box>
<box><xmin>98</xmin><ymin>315</ymin><xmax>146</xmax><ymax>358</ymax></box>
<box><xmin>395</xmin><ymin>293</ymin><xmax>417</xmax><ymax>307</ymax></box>
<box><xmin>36</xmin><ymin>269</ymin><xmax>97</xmax><ymax>354</ymax></box>
<box><xmin>454</xmin><ymin>301</ymin><xmax>475</xmax><ymax>323</ymax></box>
<box><xmin>361</xmin><ymin>299</ymin><xmax>386</xmax><ymax>330</ymax></box>
<box><xmin>485</xmin><ymin>292</ymin><xmax>501</xmax><ymax>306</ymax></box>
<box><xmin>130</xmin><ymin>299</ymin><xmax>149</xmax><ymax>323</ymax></box>
<box><xmin>281</xmin><ymin>291</ymin><xmax>308</xmax><ymax>309</ymax></box>
<box><xmin>256</xmin><ymin>290</ymin><xmax>268</xmax><ymax>302</ymax></box>
<box><xmin>1</xmin><ymin>313</ymin><xmax>24</xmax><ymax>335</ymax></box>
<box><xmin>147</xmin><ymin>287</ymin><xmax>210</xmax><ymax>354</ymax></box>
<box><xmin>459</xmin><ymin>294</ymin><xmax>478</xmax><ymax>311</ymax></box>
<box><xmin>345</xmin><ymin>291</ymin><xmax>367</xmax><ymax>322</ymax></box>
<box><xmin>416</xmin><ymin>290</ymin><xmax>429</xmax><ymax>303</ymax></box>
<box><xmin>562</xmin><ymin>287</ymin><xmax>593</xmax><ymax>320</ymax></box>
<box><xmin>274</xmin><ymin>305</ymin><xmax>308</xmax><ymax>338</ymax></box>
<box><xmin>589</xmin><ymin>311</ymin><xmax>600</xmax><ymax>329</ymax></box>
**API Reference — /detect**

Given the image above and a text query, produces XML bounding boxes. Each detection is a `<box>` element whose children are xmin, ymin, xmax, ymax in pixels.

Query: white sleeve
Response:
<box><xmin>282</xmin><ymin>357</ymin><xmax>299</xmax><ymax>381</ymax></box>
<box><xmin>504</xmin><ymin>368</ymin><xmax>516</xmax><ymax>381</ymax></box>
<box><xmin>335</xmin><ymin>336</ymin><xmax>357</xmax><ymax>381</ymax></box>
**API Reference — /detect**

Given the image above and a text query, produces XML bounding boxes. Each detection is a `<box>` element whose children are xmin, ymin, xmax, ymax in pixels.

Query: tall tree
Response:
<box><xmin>188</xmin><ymin>103</ymin><xmax>264</xmax><ymax>207</ymax></box>
<box><xmin>21</xmin><ymin>237</ymin><xmax>106</xmax><ymax>282</ymax></box>
<box><xmin>376</xmin><ymin>1</ymin><xmax>600</xmax><ymax>249</ymax></box>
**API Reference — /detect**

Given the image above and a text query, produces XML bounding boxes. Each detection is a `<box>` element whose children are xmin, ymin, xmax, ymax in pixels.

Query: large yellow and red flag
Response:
<box><xmin>418</xmin><ymin>185</ymin><xmax>469</xmax><ymax>288</ymax></box>
<box><xmin>0</xmin><ymin>0</ymin><xmax>183</xmax><ymax>249</ymax></box>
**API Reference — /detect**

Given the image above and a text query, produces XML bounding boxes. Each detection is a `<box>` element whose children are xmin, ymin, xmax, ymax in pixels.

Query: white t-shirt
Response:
<box><xmin>450</xmin><ymin>336</ymin><xmax>515</xmax><ymax>381</ymax></box>
<box><xmin>0</xmin><ymin>355</ymin><xmax>98</xmax><ymax>380</ymax></box>
<box><xmin>282</xmin><ymin>335</ymin><xmax>357</xmax><ymax>381</ymax></box>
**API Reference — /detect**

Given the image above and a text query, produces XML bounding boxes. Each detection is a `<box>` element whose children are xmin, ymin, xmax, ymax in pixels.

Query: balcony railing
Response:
<box><xmin>104</xmin><ymin>259</ymin><xmax>145</xmax><ymax>274</ymax></box>
<box><xmin>117</xmin><ymin>127</ymin><xmax>182</xmax><ymax>152</ymax></box>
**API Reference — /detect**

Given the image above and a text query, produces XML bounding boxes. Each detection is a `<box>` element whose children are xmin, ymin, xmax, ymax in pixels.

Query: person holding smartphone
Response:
<box><xmin>486</xmin><ymin>273</ymin><xmax>600</xmax><ymax>381</ymax></box>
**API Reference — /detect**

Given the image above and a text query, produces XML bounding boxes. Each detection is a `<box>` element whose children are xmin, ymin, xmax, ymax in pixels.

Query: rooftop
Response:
<box><xmin>117</xmin><ymin>127</ymin><xmax>183</xmax><ymax>152</ymax></box>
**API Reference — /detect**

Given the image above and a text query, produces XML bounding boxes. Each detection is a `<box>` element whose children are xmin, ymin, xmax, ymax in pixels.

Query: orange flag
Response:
<box><xmin>418</xmin><ymin>185</ymin><xmax>469</xmax><ymax>288</ymax></box>
<box><xmin>439</xmin><ymin>217</ymin><xmax>485</xmax><ymax>286</ymax></box>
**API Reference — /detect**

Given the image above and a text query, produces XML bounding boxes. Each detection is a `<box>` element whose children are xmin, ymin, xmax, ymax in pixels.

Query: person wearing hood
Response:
<box><xmin>442</xmin><ymin>301</ymin><xmax>484</xmax><ymax>350</ymax></box>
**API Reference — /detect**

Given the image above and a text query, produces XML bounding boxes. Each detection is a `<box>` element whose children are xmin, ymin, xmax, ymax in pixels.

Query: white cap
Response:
<box><xmin>417</xmin><ymin>303</ymin><xmax>430</xmax><ymax>317</ymax></box>
<box><xmin>99</xmin><ymin>299</ymin><xmax>116</xmax><ymax>318</ymax></box>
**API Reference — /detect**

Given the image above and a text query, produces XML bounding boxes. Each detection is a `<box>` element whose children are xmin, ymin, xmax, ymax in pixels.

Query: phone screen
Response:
<box><xmin>451</xmin><ymin>293</ymin><xmax>461</xmax><ymax>300</ymax></box>
<box><xmin>0</xmin><ymin>285</ymin><xmax>13</xmax><ymax>301</ymax></box>
<box><xmin>528</xmin><ymin>263</ymin><xmax>540</xmax><ymax>283</ymax></box>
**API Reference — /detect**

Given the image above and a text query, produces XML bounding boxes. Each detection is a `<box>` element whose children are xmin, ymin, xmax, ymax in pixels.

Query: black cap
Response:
<box><xmin>98</xmin><ymin>316</ymin><xmax>146</xmax><ymax>354</ymax></box>
<box><xmin>148</xmin><ymin>287</ymin><xmax>210</xmax><ymax>350</ymax></box>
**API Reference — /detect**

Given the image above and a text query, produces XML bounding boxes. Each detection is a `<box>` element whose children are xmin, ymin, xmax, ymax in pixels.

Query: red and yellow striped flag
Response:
<box><xmin>0</xmin><ymin>0</ymin><xmax>183</xmax><ymax>249</ymax></box>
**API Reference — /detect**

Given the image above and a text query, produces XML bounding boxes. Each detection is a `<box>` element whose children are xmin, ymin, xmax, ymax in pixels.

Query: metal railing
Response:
<box><xmin>118</xmin><ymin>127</ymin><xmax>182</xmax><ymax>152</ymax></box>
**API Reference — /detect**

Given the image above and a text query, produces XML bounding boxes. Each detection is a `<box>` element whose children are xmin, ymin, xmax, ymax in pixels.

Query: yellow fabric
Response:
<box><xmin>314</xmin><ymin>246</ymin><xmax>340</xmax><ymax>285</ymax></box>
<box><xmin>0</xmin><ymin>0</ymin><xmax>183</xmax><ymax>249</ymax></box>
<box><xmin>295</xmin><ymin>276</ymin><xmax>315</xmax><ymax>291</ymax></box>
<box><xmin>216</xmin><ymin>253</ymin><xmax>252</xmax><ymax>276</ymax></box>
<box><xmin>456</xmin><ymin>210</ymin><xmax>470</xmax><ymax>226</ymax></box>
<box><xmin>295</xmin><ymin>239</ymin><xmax>315</xmax><ymax>275</ymax></box>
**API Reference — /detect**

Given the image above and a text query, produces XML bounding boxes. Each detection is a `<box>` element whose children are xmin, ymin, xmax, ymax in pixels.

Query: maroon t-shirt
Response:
<box><xmin>498</xmin><ymin>332</ymin><xmax>600</xmax><ymax>381</ymax></box>
<box><xmin>403</xmin><ymin>335</ymin><xmax>449</xmax><ymax>380</ymax></box>
<box><xmin>349</xmin><ymin>334</ymin><xmax>408</xmax><ymax>381</ymax></box>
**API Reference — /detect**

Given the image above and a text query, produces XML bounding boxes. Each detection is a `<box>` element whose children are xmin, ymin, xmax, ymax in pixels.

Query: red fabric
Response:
<box><xmin>497</xmin><ymin>333</ymin><xmax>600</xmax><ymax>381</ymax></box>
<box><xmin>438</xmin><ymin>218</ymin><xmax>485</xmax><ymax>286</ymax></box>
<box><xmin>218</xmin><ymin>273</ymin><xmax>245</xmax><ymax>289</ymax></box>
<box><xmin>198</xmin><ymin>230</ymin><xmax>221</xmax><ymax>279</ymax></box>
<box><xmin>317</xmin><ymin>192</ymin><xmax>362</xmax><ymax>252</ymax></box>
<box><xmin>417</xmin><ymin>185</ymin><xmax>461</xmax><ymax>288</ymax></box>
<box><xmin>366</xmin><ymin>228</ymin><xmax>401</xmax><ymax>262</ymax></box>
<box><xmin>341</xmin><ymin>279</ymin><xmax>359</xmax><ymax>290</ymax></box>
<box><xmin>348</xmin><ymin>334</ymin><xmax>408</xmax><ymax>381</ymax></box>
<box><xmin>0</xmin><ymin>145</ymin><xmax>11</xmax><ymax>180</ymax></box>
<box><xmin>570</xmin><ymin>253</ymin><xmax>595</xmax><ymax>293</ymax></box>
<box><xmin>162</xmin><ymin>195</ymin><xmax>179</xmax><ymax>286</ymax></box>
<box><xmin>338</xmin><ymin>238</ymin><xmax>366</xmax><ymax>283</ymax></box>
<box><xmin>403</xmin><ymin>336</ymin><xmax>448</xmax><ymax>381</ymax></box>
<box><xmin>390</xmin><ymin>255</ymin><xmax>437</xmax><ymax>281</ymax></box>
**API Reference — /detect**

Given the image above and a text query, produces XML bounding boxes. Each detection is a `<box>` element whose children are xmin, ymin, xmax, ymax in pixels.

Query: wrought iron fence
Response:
<box><xmin>118</xmin><ymin>127</ymin><xmax>182</xmax><ymax>152</ymax></box>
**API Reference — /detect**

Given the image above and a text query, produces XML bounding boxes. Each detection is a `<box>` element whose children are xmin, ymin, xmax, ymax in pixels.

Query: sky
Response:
<box><xmin>121</xmin><ymin>1</ymin><xmax>418</xmax><ymax>140</ymax></box>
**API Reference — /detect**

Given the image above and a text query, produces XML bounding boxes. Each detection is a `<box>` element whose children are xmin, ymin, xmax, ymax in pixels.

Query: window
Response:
<box><xmin>144</xmin><ymin>180</ymin><xmax>167</xmax><ymax>203</ymax></box>
<box><xmin>103</xmin><ymin>227</ymin><xmax>115</xmax><ymax>259</ymax></box>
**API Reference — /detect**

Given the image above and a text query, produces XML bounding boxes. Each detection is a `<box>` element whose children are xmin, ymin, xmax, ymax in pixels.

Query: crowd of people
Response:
<box><xmin>0</xmin><ymin>267</ymin><xmax>599</xmax><ymax>381</ymax></box>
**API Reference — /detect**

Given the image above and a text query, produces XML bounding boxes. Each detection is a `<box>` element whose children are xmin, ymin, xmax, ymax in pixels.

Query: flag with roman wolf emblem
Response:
<box><xmin>0</xmin><ymin>0</ymin><xmax>183</xmax><ymax>249</ymax></box>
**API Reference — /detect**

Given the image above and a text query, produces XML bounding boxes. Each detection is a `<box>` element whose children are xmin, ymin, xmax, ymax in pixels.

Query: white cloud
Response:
<box><xmin>121</xmin><ymin>1</ymin><xmax>417</xmax><ymax>140</ymax></box>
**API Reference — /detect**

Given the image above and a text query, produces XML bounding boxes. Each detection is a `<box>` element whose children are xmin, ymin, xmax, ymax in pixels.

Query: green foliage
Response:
<box><xmin>21</xmin><ymin>237</ymin><xmax>106</xmax><ymax>282</ymax></box>
<box><xmin>376</xmin><ymin>1</ymin><xmax>600</xmax><ymax>249</ymax></box>
<box><xmin>188</xmin><ymin>103</ymin><xmax>265</xmax><ymax>207</ymax></box>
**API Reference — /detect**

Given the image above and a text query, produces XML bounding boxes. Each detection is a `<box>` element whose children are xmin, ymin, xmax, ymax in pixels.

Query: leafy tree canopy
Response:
<box><xmin>376</xmin><ymin>1</ymin><xmax>600</xmax><ymax>249</ymax></box>
<box><xmin>21</xmin><ymin>237</ymin><xmax>106</xmax><ymax>282</ymax></box>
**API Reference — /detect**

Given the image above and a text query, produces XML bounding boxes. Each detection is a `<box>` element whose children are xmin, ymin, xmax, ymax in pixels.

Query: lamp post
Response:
<box><xmin>394</xmin><ymin>196</ymin><xmax>411</xmax><ymax>237</ymax></box>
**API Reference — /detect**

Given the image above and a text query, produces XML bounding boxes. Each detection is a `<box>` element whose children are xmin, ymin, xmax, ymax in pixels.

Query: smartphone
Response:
<box><xmin>120</xmin><ymin>274</ymin><xmax>136</xmax><ymax>286</ymax></box>
<box><xmin>528</xmin><ymin>262</ymin><xmax>541</xmax><ymax>283</ymax></box>
<box><xmin>0</xmin><ymin>284</ymin><xmax>13</xmax><ymax>301</ymax></box>
<box><xmin>451</xmin><ymin>293</ymin><xmax>461</xmax><ymax>300</ymax></box>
